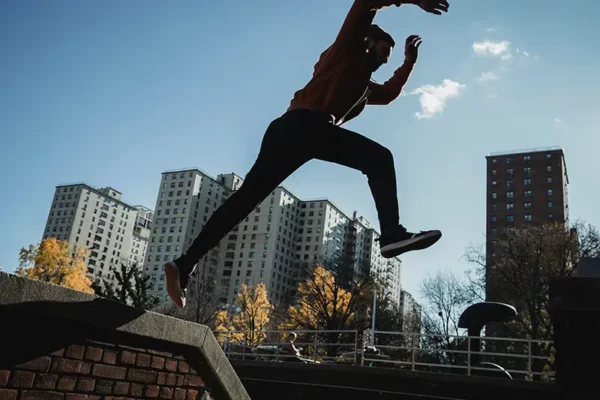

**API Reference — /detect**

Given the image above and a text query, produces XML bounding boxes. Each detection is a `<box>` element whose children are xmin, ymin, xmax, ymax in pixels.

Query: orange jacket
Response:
<box><xmin>287</xmin><ymin>0</ymin><xmax>416</xmax><ymax>125</ymax></box>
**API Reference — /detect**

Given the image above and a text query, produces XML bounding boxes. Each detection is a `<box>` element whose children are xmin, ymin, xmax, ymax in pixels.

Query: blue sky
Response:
<box><xmin>1</xmin><ymin>0</ymin><xmax>599</xmax><ymax>303</ymax></box>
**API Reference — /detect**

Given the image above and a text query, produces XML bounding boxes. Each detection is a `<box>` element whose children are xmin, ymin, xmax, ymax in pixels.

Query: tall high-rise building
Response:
<box><xmin>145</xmin><ymin>168</ymin><xmax>403</xmax><ymax>308</ymax></box>
<box><xmin>129</xmin><ymin>206</ymin><xmax>154</xmax><ymax>267</ymax></box>
<box><xmin>400</xmin><ymin>290</ymin><xmax>422</xmax><ymax>334</ymax></box>
<box><xmin>485</xmin><ymin>146</ymin><xmax>569</xmax><ymax>299</ymax></box>
<box><xmin>43</xmin><ymin>184</ymin><xmax>149</xmax><ymax>282</ymax></box>
<box><xmin>143</xmin><ymin>169</ymin><xmax>234</xmax><ymax>303</ymax></box>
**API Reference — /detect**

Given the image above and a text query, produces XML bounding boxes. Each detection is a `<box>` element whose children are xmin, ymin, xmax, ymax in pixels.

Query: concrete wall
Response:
<box><xmin>0</xmin><ymin>272</ymin><xmax>249</xmax><ymax>400</ymax></box>
<box><xmin>232</xmin><ymin>361</ymin><xmax>560</xmax><ymax>400</ymax></box>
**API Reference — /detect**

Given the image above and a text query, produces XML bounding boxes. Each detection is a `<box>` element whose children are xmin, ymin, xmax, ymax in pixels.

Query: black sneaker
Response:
<box><xmin>377</xmin><ymin>226</ymin><xmax>442</xmax><ymax>259</ymax></box>
<box><xmin>164</xmin><ymin>261</ymin><xmax>194</xmax><ymax>308</ymax></box>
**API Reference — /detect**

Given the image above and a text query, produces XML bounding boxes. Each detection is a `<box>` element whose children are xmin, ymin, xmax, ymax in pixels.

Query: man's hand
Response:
<box><xmin>403</xmin><ymin>0</ymin><xmax>449</xmax><ymax>15</ymax></box>
<box><xmin>405</xmin><ymin>35</ymin><xmax>422</xmax><ymax>63</ymax></box>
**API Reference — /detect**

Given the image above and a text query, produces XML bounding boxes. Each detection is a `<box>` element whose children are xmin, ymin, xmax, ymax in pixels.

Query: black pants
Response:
<box><xmin>176</xmin><ymin>109</ymin><xmax>400</xmax><ymax>270</ymax></box>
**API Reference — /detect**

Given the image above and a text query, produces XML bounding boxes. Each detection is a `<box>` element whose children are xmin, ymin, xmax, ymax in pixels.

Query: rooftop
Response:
<box><xmin>55</xmin><ymin>182</ymin><xmax>139</xmax><ymax>211</ymax></box>
<box><xmin>486</xmin><ymin>145</ymin><xmax>563</xmax><ymax>157</ymax></box>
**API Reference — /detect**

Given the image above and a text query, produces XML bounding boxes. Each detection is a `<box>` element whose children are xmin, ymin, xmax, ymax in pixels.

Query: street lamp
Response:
<box><xmin>371</xmin><ymin>287</ymin><xmax>392</xmax><ymax>345</ymax></box>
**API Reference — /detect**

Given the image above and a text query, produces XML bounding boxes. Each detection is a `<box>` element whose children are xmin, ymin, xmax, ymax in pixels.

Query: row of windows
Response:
<box><xmin>491</xmin><ymin>165</ymin><xmax>554</xmax><ymax>176</ymax></box>
<box><xmin>151</xmin><ymin>235</ymin><xmax>181</xmax><ymax>243</ymax></box>
<box><xmin>490</xmin><ymin>214</ymin><xmax>555</xmax><ymax>234</ymax></box>
<box><xmin>160</xmin><ymin>190</ymin><xmax>192</xmax><ymax>198</ymax></box>
<box><xmin>493</xmin><ymin>201</ymin><xmax>554</xmax><ymax>211</ymax></box>
<box><xmin>224</xmin><ymin>251</ymin><xmax>269</xmax><ymax>259</ymax></box>
<box><xmin>223</xmin><ymin>260</ymin><xmax>267</xmax><ymax>269</ymax></box>
<box><xmin>156</xmin><ymin>208</ymin><xmax>187</xmax><ymax>216</ymax></box>
<box><xmin>163</xmin><ymin>180</ymin><xmax>192</xmax><ymax>189</ymax></box>
<box><xmin>492</xmin><ymin>189</ymin><xmax>553</xmax><ymax>199</ymax></box>
<box><xmin>164</xmin><ymin>172</ymin><xmax>194</xmax><ymax>180</ymax></box>
<box><xmin>492</xmin><ymin>177</ymin><xmax>553</xmax><ymax>187</ymax></box>
<box><xmin>158</xmin><ymin>198</ymin><xmax>189</xmax><ymax>208</ymax></box>
<box><xmin>148</xmin><ymin>245</ymin><xmax>180</xmax><ymax>253</ymax></box>
<box><xmin>491</xmin><ymin>153</ymin><xmax>553</xmax><ymax>164</ymax></box>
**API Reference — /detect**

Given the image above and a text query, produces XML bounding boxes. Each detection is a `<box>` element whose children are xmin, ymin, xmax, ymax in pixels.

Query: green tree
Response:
<box><xmin>93</xmin><ymin>261</ymin><xmax>159</xmax><ymax>310</ymax></box>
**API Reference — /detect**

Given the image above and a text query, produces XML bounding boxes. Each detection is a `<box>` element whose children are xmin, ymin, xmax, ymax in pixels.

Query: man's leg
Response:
<box><xmin>166</xmin><ymin>117</ymin><xmax>308</xmax><ymax>306</ymax></box>
<box><xmin>310</xmin><ymin>122</ymin><xmax>441</xmax><ymax>258</ymax></box>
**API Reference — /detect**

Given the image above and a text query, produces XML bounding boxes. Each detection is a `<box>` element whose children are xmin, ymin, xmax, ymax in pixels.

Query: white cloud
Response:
<box><xmin>473</xmin><ymin>40</ymin><xmax>511</xmax><ymax>58</ymax></box>
<box><xmin>516</xmin><ymin>48</ymin><xmax>530</xmax><ymax>57</ymax></box>
<box><xmin>410</xmin><ymin>79</ymin><xmax>466</xmax><ymax>120</ymax></box>
<box><xmin>477</xmin><ymin>71</ymin><xmax>499</xmax><ymax>84</ymax></box>
<box><xmin>554</xmin><ymin>117</ymin><xmax>562</xmax><ymax>124</ymax></box>
<box><xmin>486</xmin><ymin>28</ymin><xmax>497</xmax><ymax>32</ymax></box>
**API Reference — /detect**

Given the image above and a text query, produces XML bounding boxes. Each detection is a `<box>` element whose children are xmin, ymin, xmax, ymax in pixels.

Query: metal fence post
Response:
<box><xmin>467</xmin><ymin>336</ymin><xmax>471</xmax><ymax>376</ymax></box>
<box><xmin>313</xmin><ymin>331</ymin><xmax>318</xmax><ymax>362</ymax></box>
<box><xmin>528</xmin><ymin>339</ymin><xmax>533</xmax><ymax>379</ymax></box>
<box><xmin>360</xmin><ymin>338</ymin><xmax>365</xmax><ymax>367</ymax></box>
<box><xmin>411</xmin><ymin>333</ymin><xmax>416</xmax><ymax>371</ymax></box>
<box><xmin>354</xmin><ymin>330</ymin><xmax>358</xmax><ymax>366</ymax></box>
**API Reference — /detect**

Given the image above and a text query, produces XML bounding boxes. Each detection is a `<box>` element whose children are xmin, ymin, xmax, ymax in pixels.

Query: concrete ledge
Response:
<box><xmin>0</xmin><ymin>271</ymin><xmax>250</xmax><ymax>400</ymax></box>
<box><xmin>232</xmin><ymin>360</ymin><xmax>560</xmax><ymax>400</ymax></box>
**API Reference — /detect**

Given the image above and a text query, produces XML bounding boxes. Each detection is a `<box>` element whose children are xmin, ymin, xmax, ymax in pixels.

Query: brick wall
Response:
<box><xmin>0</xmin><ymin>302</ymin><xmax>222</xmax><ymax>400</ymax></box>
<box><xmin>0</xmin><ymin>340</ymin><xmax>207</xmax><ymax>400</ymax></box>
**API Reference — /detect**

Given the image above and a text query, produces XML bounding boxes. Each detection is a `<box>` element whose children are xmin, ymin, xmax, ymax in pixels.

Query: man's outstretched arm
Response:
<box><xmin>333</xmin><ymin>0</ymin><xmax>403</xmax><ymax>48</ymax></box>
<box><xmin>369</xmin><ymin>35</ymin><xmax>421</xmax><ymax>105</ymax></box>
<box><xmin>334</xmin><ymin>0</ymin><xmax>449</xmax><ymax>48</ymax></box>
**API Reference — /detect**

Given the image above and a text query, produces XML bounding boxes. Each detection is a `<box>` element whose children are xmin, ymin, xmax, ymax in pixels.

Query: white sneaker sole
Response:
<box><xmin>380</xmin><ymin>230</ymin><xmax>442</xmax><ymax>258</ymax></box>
<box><xmin>165</xmin><ymin>262</ymin><xmax>186</xmax><ymax>308</ymax></box>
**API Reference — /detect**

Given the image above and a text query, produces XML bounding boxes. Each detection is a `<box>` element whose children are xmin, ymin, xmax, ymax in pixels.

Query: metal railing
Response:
<box><xmin>366</xmin><ymin>331</ymin><xmax>554</xmax><ymax>380</ymax></box>
<box><xmin>218</xmin><ymin>330</ymin><xmax>359</xmax><ymax>364</ymax></box>
<box><xmin>216</xmin><ymin>329</ymin><xmax>554</xmax><ymax>381</ymax></box>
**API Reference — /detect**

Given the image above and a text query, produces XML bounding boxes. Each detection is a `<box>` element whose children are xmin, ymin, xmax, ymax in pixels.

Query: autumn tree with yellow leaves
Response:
<box><xmin>282</xmin><ymin>265</ymin><xmax>373</xmax><ymax>357</ymax></box>
<box><xmin>215</xmin><ymin>282</ymin><xmax>272</xmax><ymax>346</ymax></box>
<box><xmin>17</xmin><ymin>238</ymin><xmax>93</xmax><ymax>294</ymax></box>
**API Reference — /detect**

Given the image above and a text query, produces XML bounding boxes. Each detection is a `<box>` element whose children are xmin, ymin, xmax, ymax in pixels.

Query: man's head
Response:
<box><xmin>366</xmin><ymin>25</ymin><xmax>395</xmax><ymax>72</ymax></box>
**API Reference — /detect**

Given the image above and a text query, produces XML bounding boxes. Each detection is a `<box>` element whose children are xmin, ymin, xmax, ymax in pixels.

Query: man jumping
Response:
<box><xmin>166</xmin><ymin>0</ymin><xmax>450</xmax><ymax>307</ymax></box>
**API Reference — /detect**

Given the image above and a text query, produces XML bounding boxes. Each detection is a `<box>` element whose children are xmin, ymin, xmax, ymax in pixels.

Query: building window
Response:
<box><xmin>523</xmin><ymin>155</ymin><xmax>531</xmax><ymax>161</ymax></box>
<box><xmin>524</xmin><ymin>167</ymin><xmax>532</xmax><ymax>176</ymax></box>
<box><xmin>506</xmin><ymin>157</ymin><xmax>513</xmax><ymax>164</ymax></box>
<box><xmin>491</xmin><ymin>228</ymin><xmax>497</xmax><ymax>235</ymax></box>
<box><xmin>547</xmin><ymin>177</ymin><xmax>553</xmax><ymax>184</ymax></box>
<box><xmin>491</xmin><ymin>181</ymin><xmax>497</xmax><ymax>187</ymax></box>
<box><xmin>524</xmin><ymin>179</ymin><xmax>532</xmax><ymax>186</ymax></box>
<box><xmin>507</xmin><ymin>215</ymin><xmax>514</xmax><ymax>222</ymax></box>
<box><xmin>546</xmin><ymin>153</ymin><xmax>552</xmax><ymax>159</ymax></box>
<box><xmin>548</xmin><ymin>189</ymin><xmax>553</xmax><ymax>196</ymax></box>
<box><xmin>506</xmin><ymin>192</ymin><xmax>514</xmax><ymax>199</ymax></box>
<box><xmin>506</xmin><ymin>168</ymin><xmax>514</xmax><ymax>176</ymax></box>
<box><xmin>525</xmin><ymin>215</ymin><xmax>532</xmax><ymax>222</ymax></box>
<box><xmin>492</xmin><ymin>204</ymin><xmax>497</xmax><ymax>211</ymax></box>
<box><xmin>492</xmin><ymin>170</ymin><xmax>497</xmax><ymax>176</ymax></box>
<box><xmin>548</xmin><ymin>201</ymin><xmax>553</xmax><ymax>208</ymax></box>
<box><xmin>506</xmin><ymin>180</ymin><xmax>513</xmax><ymax>188</ymax></box>
<box><xmin>492</xmin><ymin>193</ymin><xmax>497</xmax><ymax>199</ymax></box>
<box><xmin>525</xmin><ymin>190</ymin><xmax>532</xmax><ymax>197</ymax></box>
<box><xmin>506</xmin><ymin>203</ymin><xmax>514</xmax><ymax>210</ymax></box>
<box><xmin>492</xmin><ymin>159</ymin><xmax>497</xmax><ymax>164</ymax></box>
<box><xmin>547</xmin><ymin>165</ymin><xmax>552</xmax><ymax>172</ymax></box>
<box><xmin>524</xmin><ymin>202</ymin><xmax>532</xmax><ymax>209</ymax></box>
<box><xmin>491</xmin><ymin>216</ymin><xmax>497</xmax><ymax>223</ymax></box>
<box><xmin>549</xmin><ymin>213</ymin><xmax>554</xmax><ymax>219</ymax></box>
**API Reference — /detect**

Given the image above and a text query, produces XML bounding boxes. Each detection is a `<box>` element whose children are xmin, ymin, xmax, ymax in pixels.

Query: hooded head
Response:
<box><xmin>366</xmin><ymin>24</ymin><xmax>395</xmax><ymax>72</ymax></box>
